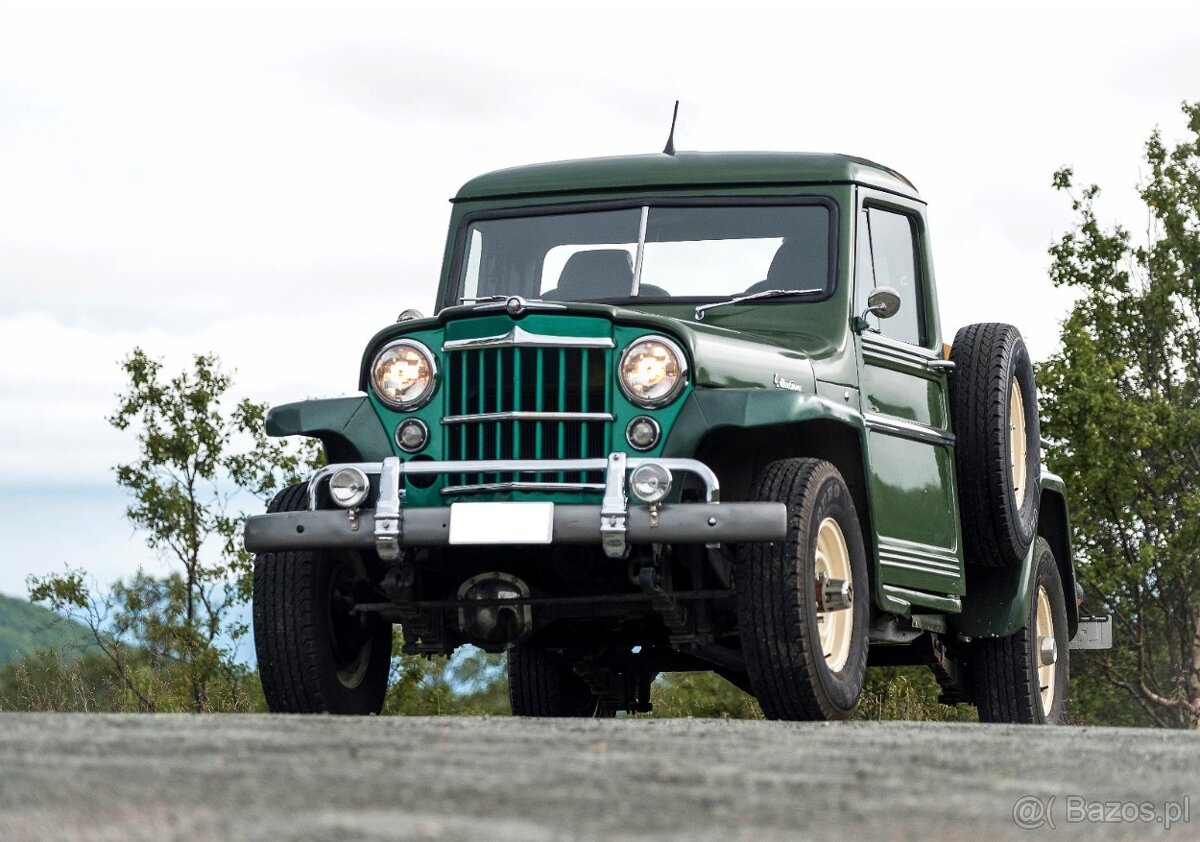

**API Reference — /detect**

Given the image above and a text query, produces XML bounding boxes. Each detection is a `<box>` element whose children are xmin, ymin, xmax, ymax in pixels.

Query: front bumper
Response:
<box><xmin>244</xmin><ymin>453</ymin><xmax>788</xmax><ymax>559</ymax></box>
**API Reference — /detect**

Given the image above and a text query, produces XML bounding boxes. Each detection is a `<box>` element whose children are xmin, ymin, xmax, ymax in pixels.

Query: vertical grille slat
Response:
<box><xmin>444</xmin><ymin>342</ymin><xmax>611</xmax><ymax>493</ymax></box>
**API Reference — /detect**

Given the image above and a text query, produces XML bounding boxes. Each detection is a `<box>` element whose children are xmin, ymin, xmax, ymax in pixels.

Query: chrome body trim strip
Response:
<box><xmin>631</xmin><ymin>206</ymin><xmax>649</xmax><ymax>295</ymax></box>
<box><xmin>882</xmin><ymin>584</ymin><xmax>963</xmax><ymax>613</ymax></box>
<box><xmin>878</xmin><ymin>541</ymin><xmax>960</xmax><ymax>571</ymax></box>
<box><xmin>442</xmin><ymin>327</ymin><xmax>614</xmax><ymax>351</ymax></box>
<box><xmin>879</xmin><ymin>559</ymin><xmax>961</xmax><ymax>579</ymax></box>
<box><xmin>863</xmin><ymin>412</ymin><xmax>956</xmax><ymax>447</ymax></box>
<box><xmin>441</xmin><ymin>411</ymin><xmax>614</xmax><ymax>425</ymax></box>
<box><xmin>442</xmin><ymin>482</ymin><xmax>606</xmax><ymax>496</ymax></box>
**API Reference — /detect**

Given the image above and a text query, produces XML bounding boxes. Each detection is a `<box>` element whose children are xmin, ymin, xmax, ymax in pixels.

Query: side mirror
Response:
<box><xmin>866</xmin><ymin>286</ymin><xmax>902</xmax><ymax>319</ymax></box>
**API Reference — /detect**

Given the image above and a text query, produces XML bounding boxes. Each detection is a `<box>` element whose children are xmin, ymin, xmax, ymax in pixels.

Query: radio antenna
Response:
<box><xmin>662</xmin><ymin>100</ymin><xmax>680</xmax><ymax>156</ymax></box>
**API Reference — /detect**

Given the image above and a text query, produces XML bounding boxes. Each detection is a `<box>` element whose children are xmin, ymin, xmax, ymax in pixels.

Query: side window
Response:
<box><xmin>857</xmin><ymin>207</ymin><xmax>924</xmax><ymax>346</ymax></box>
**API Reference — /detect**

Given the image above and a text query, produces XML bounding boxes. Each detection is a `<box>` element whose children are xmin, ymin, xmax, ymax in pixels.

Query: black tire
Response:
<box><xmin>253</xmin><ymin>483</ymin><xmax>392</xmax><ymax>714</ymax></box>
<box><xmin>508</xmin><ymin>646</ymin><xmax>615</xmax><ymax>717</ymax></box>
<box><xmin>970</xmin><ymin>538</ymin><xmax>1070</xmax><ymax>724</ymax></box>
<box><xmin>736</xmin><ymin>459</ymin><xmax>869</xmax><ymax>720</ymax></box>
<box><xmin>949</xmin><ymin>323</ymin><xmax>1041</xmax><ymax>567</ymax></box>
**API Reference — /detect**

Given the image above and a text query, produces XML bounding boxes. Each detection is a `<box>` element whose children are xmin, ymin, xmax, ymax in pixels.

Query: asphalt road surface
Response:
<box><xmin>0</xmin><ymin>714</ymin><xmax>1197</xmax><ymax>841</ymax></box>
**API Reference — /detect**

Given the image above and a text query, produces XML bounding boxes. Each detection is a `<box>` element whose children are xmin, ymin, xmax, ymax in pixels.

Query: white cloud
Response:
<box><xmin>2</xmin><ymin>0</ymin><xmax>1199</xmax><ymax>587</ymax></box>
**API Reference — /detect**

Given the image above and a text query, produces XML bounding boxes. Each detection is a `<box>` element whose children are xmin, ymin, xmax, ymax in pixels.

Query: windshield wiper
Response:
<box><xmin>694</xmin><ymin>288</ymin><xmax>824</xmax><ymax>321</ymax></box>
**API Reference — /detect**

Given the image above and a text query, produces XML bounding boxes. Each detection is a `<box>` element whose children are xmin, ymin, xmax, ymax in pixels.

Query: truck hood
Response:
<box><xmin>359</xmin><ymin>300</ymin><xmax>819</xmax><ymax>394</ymax></box>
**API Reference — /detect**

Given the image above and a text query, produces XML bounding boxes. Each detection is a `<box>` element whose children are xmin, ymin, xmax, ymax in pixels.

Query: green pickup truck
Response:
<box><xmin>245</xmin><ymin>151</ymin><xmax>1110</xmax><ymax>723</ymax></box>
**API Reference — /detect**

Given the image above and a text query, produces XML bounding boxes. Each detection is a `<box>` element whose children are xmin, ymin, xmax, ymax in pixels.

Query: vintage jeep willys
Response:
<box><xmin>245</xmin><ymin>151</ymin><xmax>1109</xmax><ymax>723</ymax></box>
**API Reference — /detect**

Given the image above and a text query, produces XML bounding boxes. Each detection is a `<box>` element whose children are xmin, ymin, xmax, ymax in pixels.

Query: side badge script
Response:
<box><xmin>773</xmin><ymin>373</ymin><xmax>804</xmax><ymax>393</ymax></box>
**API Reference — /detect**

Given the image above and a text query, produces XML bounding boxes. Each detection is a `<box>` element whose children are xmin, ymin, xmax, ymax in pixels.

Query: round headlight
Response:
<box><xmin>618</xmin><ymin>336</ymin><xmax>687</xmax><ymax>407</ymax></box>
<box><xmin>371</xmin><ymin>339</ymin><xmax>437</xmax><ymax>409</ymax></box>
<box><xmin>329</xmin><ymin>466</ymin><xmax>370</xmax><ymax>509</ymax></box>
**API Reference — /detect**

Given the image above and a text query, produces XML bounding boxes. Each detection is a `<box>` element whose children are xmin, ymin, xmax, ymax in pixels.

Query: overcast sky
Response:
<box><xmin>2</xmin><ymin>0</ymin><xmax>1198</xmax><ymax>596</ymax></box>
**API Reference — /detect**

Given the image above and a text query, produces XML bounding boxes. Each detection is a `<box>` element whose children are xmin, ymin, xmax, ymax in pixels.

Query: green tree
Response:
<box><xmin>29</xmin><ymin>348</ymin><xmax>319</xmax><ymax>712</ymax></box>
<box><xmin>648</xmin><ymin>671</ymin><xmax>763</xmax><ymax>719</ymax></box>
<box><xmin>1039</xmin><ymin>102</ymin><xmax>1200</xmax><ymax>728</ymax></box>
<box><xmin>384</xmin><ymin>631</ymin><xmax>509</xmax><ymax>715</ymax></box>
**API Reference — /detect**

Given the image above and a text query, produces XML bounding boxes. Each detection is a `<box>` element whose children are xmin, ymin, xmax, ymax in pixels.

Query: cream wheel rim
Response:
<box><xmin>814</xmin><ymin>517</ymin><xmax>853</xmax><ymax>672</ymax></box>
<box><xmin>1009</xmin><ymin>380</ymin><xmax>1028</xmax><ymax>502</ymax></box>
<box><xmin>1035</xmin><ymin>585</ymin><xmax>1057</xmax><ymax>714</ymax></box>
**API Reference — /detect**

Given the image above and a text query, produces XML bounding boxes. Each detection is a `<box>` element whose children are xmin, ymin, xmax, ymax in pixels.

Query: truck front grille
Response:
<box><xmin>444</xmin><ymin>345</ymin><xmax>612</xmax><ymax>492</ymax></box>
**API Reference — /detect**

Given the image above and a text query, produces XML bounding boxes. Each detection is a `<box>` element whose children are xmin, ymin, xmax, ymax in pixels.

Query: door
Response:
<box><xmin>854</xmin><ymin>190</ymin><xmax>964</xmax><ymax>613</ymax></box>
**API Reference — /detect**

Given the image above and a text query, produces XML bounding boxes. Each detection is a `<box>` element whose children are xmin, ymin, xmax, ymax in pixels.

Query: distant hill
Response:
<box><xmin>0</xmin><ymin>593</ymin><xmax>98</xmax><ymax>667</ymax></box>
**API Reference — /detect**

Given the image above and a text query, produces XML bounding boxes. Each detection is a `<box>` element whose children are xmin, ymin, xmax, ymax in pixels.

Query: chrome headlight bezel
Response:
<box><xmin>617</xmin><ymin>335</ymin><xmax>688</xmax><ymax>409</ymax></box>
<box><xmin>371</xmin><ymin>339</ymin><xmax>438</xmax><ymax>410</ymax></box>
<box><xmin>395</xmin><ymin>417</ymin><xmax>430</xmax><ymax>453</ymax></box>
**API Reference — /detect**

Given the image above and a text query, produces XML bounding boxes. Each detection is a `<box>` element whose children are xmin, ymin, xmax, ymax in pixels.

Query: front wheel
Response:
<box><xmin>970</xmin><ymin>537</ymin><xmax>1070</xmax><ymax>724</ymax></box>
<box><xmin>253</xmin><ymin>483</ymin><xmax>392</xmax><ymax>714</ymax></box>
<box><xmin>736</xmin><ymin>459</ymin><xmax>870</xmax><ymax>720</ymax></box>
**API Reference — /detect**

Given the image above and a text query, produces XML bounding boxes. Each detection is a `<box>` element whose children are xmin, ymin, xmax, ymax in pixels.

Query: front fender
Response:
<box><xmin>265</xmin><ymin>396</ymin><xmax>393</xmax><ymax>462</ymax></box>
<box><xmin>662</xmin><ymin>387</ymin><xmax>864</xmax><ymax>457</ymax></box>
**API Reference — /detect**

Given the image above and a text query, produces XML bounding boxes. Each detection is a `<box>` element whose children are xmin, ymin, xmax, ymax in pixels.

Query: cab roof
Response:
<box><xmin>453</xmin><ymin>151</ymin><xmax>920</xmax><ymax>203</ymax></box>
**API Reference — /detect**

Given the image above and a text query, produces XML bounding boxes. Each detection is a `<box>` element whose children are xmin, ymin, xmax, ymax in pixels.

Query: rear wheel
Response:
<box><xmin>970</xmin><ymin>538</ymin><xmax>1070</xmax><ymax>724</ymax></box>
<box><xmin>253</xmin><ymin>483</ymin><xmax>392</xmax><ymax>714</ymax></box>
<box><xmin>508</xmin><ymin>646</ymin><xmax>615</xmax><ymax>717</ymax></box>
<box><xmin>736</xmin><ymin>459</ymin><xmax>869</xmax><ymax>720</ymax></box>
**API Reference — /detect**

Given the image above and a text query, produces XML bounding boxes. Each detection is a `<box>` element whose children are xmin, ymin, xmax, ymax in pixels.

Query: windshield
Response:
<box><xmin>456</xmin><ymin>204</ymin><xmax>834</xmax><ymax>303</ymax></box>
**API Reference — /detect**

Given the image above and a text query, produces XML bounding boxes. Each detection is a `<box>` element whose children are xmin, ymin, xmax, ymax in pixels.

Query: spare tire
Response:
<box><xmin>949</xmin><ymin>323</ymin><xmax>1040</xmax><ymax>567</ymax></box>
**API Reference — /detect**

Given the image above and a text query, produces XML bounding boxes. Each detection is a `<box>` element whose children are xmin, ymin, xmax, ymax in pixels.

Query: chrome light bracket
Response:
<box><xmin>600</xmin><ymin>452</ymin><xmax>630</xmax><ymax>559</ymax></box>
<box><xmin>374</xmin><ymin>457</ymin><xmax>404</xmax><ymax>560</ymax></box>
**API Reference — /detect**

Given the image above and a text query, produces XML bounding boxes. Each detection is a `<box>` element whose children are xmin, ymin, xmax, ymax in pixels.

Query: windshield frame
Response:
<box><xmin>442</xmin><ymin>196</ymin><xmax>841</xmax><ymax>311</ymax></box>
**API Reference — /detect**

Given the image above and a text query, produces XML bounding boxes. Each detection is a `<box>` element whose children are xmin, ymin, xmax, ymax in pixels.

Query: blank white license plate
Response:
<box><xmin>448</xmin><ymin>502</ymin><xmax>555</xmax><ymax>545</ymax></box>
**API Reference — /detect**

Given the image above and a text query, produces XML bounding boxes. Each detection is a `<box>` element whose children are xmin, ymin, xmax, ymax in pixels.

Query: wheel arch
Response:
<box><xmin>1037</xmin><ymin>478</ymin><xmax>1079</xmax><ymax>639</ymax></box>
<box><xmin>265</xmin><ymin>396</ymin><xmax>394</xmax><ymax>463</ymax></box>
<box><xmin>952</xmin><ymin>473</ymin><xmax>1079</xmax><ymax>639</ymax></box>
<box><xmin>680</xmin><ymin>394</ymin><xmax>877</xmax><ymax>606</ymax></box>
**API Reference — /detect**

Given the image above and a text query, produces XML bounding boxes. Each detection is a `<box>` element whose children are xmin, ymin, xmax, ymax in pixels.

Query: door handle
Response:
<box><xmin>926</xmin><ymin>359</ymin><xmax>956</xmax><ymax>373</ymax></box>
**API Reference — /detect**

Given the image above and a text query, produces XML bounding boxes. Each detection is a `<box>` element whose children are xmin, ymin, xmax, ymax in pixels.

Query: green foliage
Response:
<box><xmin>384</xmin><ymin>632</ymin><xmax>510</xmax><ymax>716</ymax></box>
<box><xmin>854</xmin><ymin>667</ymin><xmax>977</xmax><ymax>722</ymax></box>
<box><xmin>648</xmin><ymin>671</ymin><xmax>763</xmax><ymax>719</ymax></box>
<box><xmin>107</xmin><ymin>348</ymin><xmax>320</xmax><ymax>605</ymax></box>
<box><xmin>645</xmin><ymin>667</ymin><xmax>974</xmax><ymax>721</ymax></box>
<box><xmin>0</xmin><ymin>646</ymin><xmax>265</xmax><ymax>713</ymax></box>
<box><xmin>28</xmin><ymin>348</ymin><xmax>320</xmax><ymax>713</ymax></box>
<box><xmin>1040</xmin><ymin>102</ymin><xmax>1200</xmax><ymax>728</ymax></box>
<box><xmin>0</xmin><ymin>593</ymin><xmax>97</xmax><ymax>668</ymax></box>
